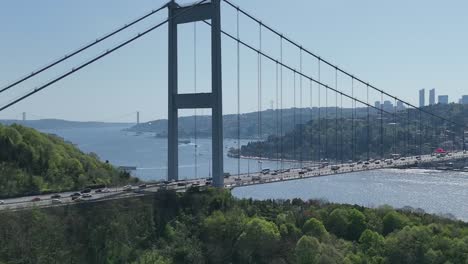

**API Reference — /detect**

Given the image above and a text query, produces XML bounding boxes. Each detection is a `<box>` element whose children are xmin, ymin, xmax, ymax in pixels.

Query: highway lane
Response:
<box><xmin>1</xmin><ymin>151</ymin><xmax>467</xmax><ymax>211</ymax></box>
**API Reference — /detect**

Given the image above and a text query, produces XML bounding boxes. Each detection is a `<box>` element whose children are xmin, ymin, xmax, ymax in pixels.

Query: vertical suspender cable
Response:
<box><xmin>394</xmin><ymin>97</ymin><xmax>397</xmax><ymax>157</ymax></box>
<box><xmin>380</xmin><ymin>92</ymin><xmax>384</xmax><ymax>159</ymax></box>
<box><xmin>407</xmin><ymin>107</ymin><xmax>410</xmax><ymax>156</ymax></box>
<box><xmin>419</xmin><ymin>110</ymin><xmax>422</xmax><ymax>155</ymax></box>
<box><xmin>299</xmin><ymin>48</ymin><xmax>303</xmax><ymax>168</ymax></box>
<box><xmin>340</xmin><ymin>92</ymin><xmax>343</xmax><ymax>164</ymax></box>
<box><xmin>293</xmin><ymin>71</ymin><xmax>297</xmax><ymax>163</ymax></box>
<box><xmin>335</xmin><ymin>68</ymin><xmax>338</xmax><ymax>164</ymax></box>
<box><xmin>367</xmin><ymin>84</ymin><xmax>370</xmax><ymax>161</ymax></box>
<box><xmin>318</xmin><ymin>59</ymin><xmax>321</xmax><ymax>167</ymax></box>
<box><xmin>236</xmin><ymin>9</ymin><xmax>241</xmax><ymax>178</ymax></box>
<box><xmin>276</xmin><ymin>63</ymin><xmax>279</xmax><ymax>170</ymax></box>
<box><xmin>194</xmin><ymin>22</ymin><xmax>198</xmax><ymax>179</ymax></box>
<box><xmin>325</xmin><ymin>67</ymin><xmax>328</xmax><ymax>162</ymax></box>
<box><xmin>352</xmin><ymin>78</ymin><xmax>355</xmax><ymax>162</ymax></box>
<box><xmin>310</xmin><ymin>80</ymin><xmax>313</xmax><ymax>166</ymax></box>
<box><xmin>257</xmin><ymin>23</ymin><xmax>262</xmax><ymax>171</ymax></box>
<box><xmin>280</xmin><ymin>36</ymin><xmax>284</xmax><ymax>171</ymax></box>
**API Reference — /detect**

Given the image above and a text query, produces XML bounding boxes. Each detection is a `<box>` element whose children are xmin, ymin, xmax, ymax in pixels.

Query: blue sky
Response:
<box><xmin>1</xmin><ymin>0</ymin><xmax>467</xmax><ymax>122</ymax></box>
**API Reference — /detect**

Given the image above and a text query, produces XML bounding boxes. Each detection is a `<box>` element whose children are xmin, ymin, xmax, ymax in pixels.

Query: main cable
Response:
<box><xmin>0</xmin><ymin>2</ymin><xmax>169</xmax><ymax>95</ymax></box>
<box><xmin>222</xmin><ymin>0</ymin><xmax>465</xmax><ymax>130</ymax></box>
<box><xmin>0</xmin><ymin>0</ymin><xmax>208</xmax><ymax>113</ymax></box>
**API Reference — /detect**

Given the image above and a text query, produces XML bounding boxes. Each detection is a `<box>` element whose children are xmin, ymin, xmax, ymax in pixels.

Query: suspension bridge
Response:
<box><xmin>1</xmin><ymin>0</ymin><xmax>467</xmax><ymax>209</ymax></box>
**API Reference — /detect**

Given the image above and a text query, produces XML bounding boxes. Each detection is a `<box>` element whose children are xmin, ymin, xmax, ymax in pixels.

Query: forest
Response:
<box><xmin>0</xmin><ymin>188</ymin><xmax>466</xmax><ymax>264</ymax></box>
<box><xmin>0</xmin><ymin>124</ymin><xmax>137</xmax><ymax>198</ymax></box>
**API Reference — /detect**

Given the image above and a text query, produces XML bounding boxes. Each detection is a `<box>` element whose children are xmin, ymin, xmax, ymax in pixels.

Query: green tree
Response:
<box><xmin>295</xmin><ymin>235</ymin><xmax>320</xmax><ymax>264</ymax></box>
<box><xmin>236</xmin><ymin>217</ymin><xmax>281</xmax><ymax>263</ymax></box>
<box><xmin>382</xmin><ymin>211</ymin><xmax>408</xmax><ymax>235</ymax></box>
<box><xmin>302</xmin><ymin>218</ymin><xmax>328</xmax><ymax>240</ymax></box>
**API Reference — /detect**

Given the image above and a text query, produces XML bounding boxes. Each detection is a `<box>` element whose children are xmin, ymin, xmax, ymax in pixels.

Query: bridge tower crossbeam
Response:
<box><xmin>167</xmin><ymin>0</ymin><xmax>224</xmax><ymax>187</ymax></box>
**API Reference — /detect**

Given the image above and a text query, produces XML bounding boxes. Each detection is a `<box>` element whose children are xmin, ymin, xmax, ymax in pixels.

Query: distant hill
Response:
<box><xmin>0</xmin><ymin>124</ymin><xmax>138</xmax><ymax>198</ymax></box>
<box><xmin>0</xmin><ymin>119</ymin><xmax>133</xmax><ymax>130</ymax></box>
<box><xmin>126</xmin><ymin>107</ymin><xmax>374</xmax><ymax>139</ymax></box>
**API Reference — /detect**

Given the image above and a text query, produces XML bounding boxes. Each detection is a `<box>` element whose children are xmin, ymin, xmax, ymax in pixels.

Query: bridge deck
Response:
<box><xmin>1</xmin><ymin>151</ymin><xmax>467</xmax><ymax>211</ymax></box>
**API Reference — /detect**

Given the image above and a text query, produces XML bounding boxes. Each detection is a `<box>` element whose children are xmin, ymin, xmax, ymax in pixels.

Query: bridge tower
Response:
<box><xmin>167</xmin><ymin>0</ymin><xmax>224</xmax><ymax>187</ymax></box>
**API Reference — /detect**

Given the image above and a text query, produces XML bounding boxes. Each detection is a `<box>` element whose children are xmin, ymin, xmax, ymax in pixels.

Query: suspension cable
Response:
<box><xmin>380</xmin><ymin>92</ymin><xmax>384</xmax><ymax>159</ymax></box>
<box><xmin>258</xmin><ymin>22</ymin><xmax>262</xmax><ymax>171</ymax></box>
<box><xmin>236</xmin><ymin>8</ymin><xmax>241</xmax><ymax>177</ymax></box>
<box><xmin>0</xmin><ymin>0</ymin><xmax>209</xmax><ymax>112</ymax></box>
<box><xmin>367</xmin><ymin>84</ymin><xmax>370</xmax><ymax>161</ymax></box>
<box><xmin>351</xmin><ymin>78</ymin><xmax>355</xmax><ymax>162</ymax></box>
<box><xmin>310</xmin><ymin>79</ymin><xmax>313</xmax><ymax>167</ymax></box>
<box><xmin>293</xmin><ymin>71</ymin><xmax>297</xmax><ymax>163</ymax></box>
<box><xmin>276</xmin><ymin>62</ymin><xmax>279</xmax><ymax>170</ymax></box>
<box><xmin>0</xmin><ymin>2</ymin><xmax>169</xmax><ymax>95</ymax></box>
<box><xmin>340</xmin><ymin>92</ymin><xmax>343</xmax><ymax>164</ymax></box>
<box><xmin>318</xmin><ymin>59</ymin><xmax>322</xmax><ymax>168</ymax></box>
<box><xmin>193</xmin><ymin>21</ymin><xmax>198</xmax><ymax>179</ymax></box>
<box><xmin>280</xmin><ymin>36</ymin><xmax>284</xmax><ymax>171</ymax></box>
<box><xmin>299</xmin><ymin>48</ymin><xmax>303</xmax><ymax>168</ymax></box>
<box><xmin>335</xmin><ymin>68</ymin><xmax>338</xmax><ymax>164</ymax></box>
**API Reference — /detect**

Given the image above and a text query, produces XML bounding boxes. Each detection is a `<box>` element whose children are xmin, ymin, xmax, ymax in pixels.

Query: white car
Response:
<box><xmin>82</xmin><ymin>193</ymin><xmax>92</xmax><ymax>198</ymax></box>
<box><xmin>101</xmin><ymin>188</ymin><xmax>110</xmax><ymax>193</ymax></box>
<box><xmin>0</xmin><ymin>200</ymin><xmax>4</xmax><ymax>205</ymax></box>
<box><xmin>51</xmin><ymin>199</ymin><xmax>62</xmax><ymax>204</ymax></box>
<box><xmin>123</xmin><ymin>185</ymin><xmax>133</xmax><ymax>191</ymax></box>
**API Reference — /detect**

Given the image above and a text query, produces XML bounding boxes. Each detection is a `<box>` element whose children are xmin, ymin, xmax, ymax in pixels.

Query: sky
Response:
<box><xmin>1</xmin><ymin>0</ymin><xmax>467</xmax><ymax>122</ymax></box>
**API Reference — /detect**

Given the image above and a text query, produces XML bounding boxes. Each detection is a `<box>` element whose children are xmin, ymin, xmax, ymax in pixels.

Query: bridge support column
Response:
<box><xmin>167</xmin><ymin>0</ymin><xmax>224</xmax><ymax>187</ymax></box>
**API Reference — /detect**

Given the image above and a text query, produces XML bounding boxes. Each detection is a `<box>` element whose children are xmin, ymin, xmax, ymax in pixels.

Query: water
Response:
<box><xmin>41</xmin><ymin>126</ymin><xmax>468</xmax><ymax>221</ymax></box>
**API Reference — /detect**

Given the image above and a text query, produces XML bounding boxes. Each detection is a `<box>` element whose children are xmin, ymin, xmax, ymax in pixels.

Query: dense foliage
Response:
<box><xmin>0</xmin><ymin>124</ymin><xmax>137</xmax><ymax>197</ymax></box>
<box><xmin>239</xmin><ymin>104</ymin><xmax>468</xmax><ymax>161</ymax></box>
<box><xmin>1</xmin><ymin>189</ymin><xmax>466</xmax><ymax>263</ymax></box>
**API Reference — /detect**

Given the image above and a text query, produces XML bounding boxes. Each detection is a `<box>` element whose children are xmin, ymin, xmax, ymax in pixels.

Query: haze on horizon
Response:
<box><xmin>1</xmin><ymin>0</ymin><xmax>467</xmax><ymax>123</ymax></box>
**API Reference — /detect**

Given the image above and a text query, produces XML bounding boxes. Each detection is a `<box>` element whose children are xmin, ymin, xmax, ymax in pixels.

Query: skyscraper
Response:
<box><xmin>429</xmin><ymin>88</ymin><xmax>435</xmax><ymax>105</ymax></box>
<box><xmin>438</xmin><ymin>95</ymin><xmax>448</xmax><ymax>104</ymax></box>
<box><xmin>419</xmin><ymin>89</ymin><xmax>425</xmax><ymax>107</ymax></box>
<box><xmin>396</xmin><ymin>100</ymin><xmax>406</xmax><ymax>111</ymax></box>
<box><xmin>461</xmin><ymin>95</ymin><xmax>468</xmax><ymax>105</ymax></box>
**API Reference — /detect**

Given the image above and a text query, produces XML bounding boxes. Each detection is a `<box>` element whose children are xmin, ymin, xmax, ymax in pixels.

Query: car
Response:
<box><xmin>101</xmin><ymin>188</ymin><xmax>110</xmax><ymax>193</ymax></box>
<box><xmin>177</xmin><ymin>182</ymin><xmax>186</xmax><ymax>187</ymax></box>
<box><xmin>31</xmin><ymin>197</ymin><xmax>41</xmax><ymax>202</ymax></box>
<box><xmin>74</xmin><ymin>197</ymin><xmax>83</xmax><ymax>202</ymax></box>
<box><xmin>51</xmin><ymin>199</ymin><xmax>62</xmax><ymax>204</ymax></box>
<box><xmin>416</xmin><ymin>156</ymin><xmax>421</xmax><ymax>160</ymax></box>
<box><xmin>364</xmin><ymin>161</ymin><xmax>370</xmax><ymax>165</ymax></box>
<box><xmin>138</xmin><ymin>184</ymin><xmax>147</xmax><ymax>189</ymax></box>
<box><xmin>0</xmin><ymin>200</ymin><xmax>4</xmax><ymax>205</ymax></box>
<box><xmin>331</xmin><ymin>165</ymin><xmax>340</xmax><ymax>171</ymax></box>
<box><xmin>349</xmin><ymin>164</ymin><xmax>355</xmax><ymax>168</ymax></box>
<box><xmin>81</xmin><ymin>188</ymin><xmax>91</xmax><ymax>194</ymax></box>
<box><xmin>357</xmin><ymin>161</ymin><xmax>363</xmax><ymax>165</ymax></box>
<box><xmin>298</xmin><ymin>170</ymin><xmax>305</xmax><ymax>175</ymax></box>
<box><xmin>123</xmin><ymin>185</ymin><xmax>133</xmax><ymax>191</ymax></box>
<box><xmin>235</xmin><ymin>178</ymin><xmax>242</xmax><ymax>182</ymax></box>
<box><xmin>82</xmin><ymin>193</ymin><xmax>92</xmax><ymax>198</ymax></box>
<box><xmin>400</xmin><ymin>158</ymin><xmax>406</xmax><ymax>161</ymax></box>
<box><xmin>70</xmin><ymin>192</ymin><xmax>81</xmax><ymax>198</ymax></box>
<box><xmin>51</xmin><ymin>194</ymin><xmax>61</xmax><ymax>199</ymax></box>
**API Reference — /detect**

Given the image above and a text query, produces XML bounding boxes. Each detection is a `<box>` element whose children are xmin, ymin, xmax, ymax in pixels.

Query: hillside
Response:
<box><xmin>0</xmin><ymin>124</ymin><xmax>137</xmax><ymax>197</ymax></box>
<box><xmin>0</xmin><ymin>118</ymin><xmax>132</xmax><ymax>130</ymax></box>
<box><xmin>126</xmin><ymin>107</ymin><xmax>373</xmax><ymax>139</ymax></box>
<box><xmin>0</xmin><ymin>189</ymin><xmax>466</xmax><ymax>263</ymax></box>
<box><xmin>238</xmin><ymin>104</ymin><xmax>468</xmax><ymax>161</ymax></box>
